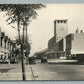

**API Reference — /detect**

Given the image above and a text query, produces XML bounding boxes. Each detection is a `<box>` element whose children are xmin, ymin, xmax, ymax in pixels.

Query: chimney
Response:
<box><xmin>76</xmin><ymin>27</ymin><xmax>79</xmax><ymax>33</ymax></box>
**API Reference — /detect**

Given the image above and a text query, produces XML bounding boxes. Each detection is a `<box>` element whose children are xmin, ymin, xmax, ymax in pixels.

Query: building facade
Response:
<box><xmin>36</xmin><ymin>19</ymin><xmax>84</xmax><ymax>61</ymax></box>
<box><xmin>66</xmin><ymin>29</ymin><xmax>84</xmax><ymax>59</ymax></box>
<box><xmin>0</xmin><ymin>28</ymin><xmax>15</xmax><ymax>59</ymax></box>
<box><xmin>47</xmin><ymin>19</ymin><xmax>68</xmax><ymax>59</ymax></box>
<box><xmin>48</xmin><ymin>27</ymin><xmax>84</xmax><ymax>60</ymax></box>
<box><xmin>47</xmin><ymin>19</ymin><xmax>84</xmax><ymax>60</ymax></box>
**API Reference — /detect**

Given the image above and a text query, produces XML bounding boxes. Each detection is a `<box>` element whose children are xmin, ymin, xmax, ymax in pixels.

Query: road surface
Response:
<box><xmin>29</xmin><ymin>60</ymin><xmax>84</xmax><ymax>80</ymax></box>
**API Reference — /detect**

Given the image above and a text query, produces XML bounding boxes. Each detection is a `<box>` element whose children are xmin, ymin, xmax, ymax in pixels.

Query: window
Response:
<box><xmin>64</xmin><ymin>20</ymin><xmax>66</xmax><ymax>23</ymax></box>
<box><xmin>61</xmin><ymin>20</ymin><xmax>63</xmax><ymax>23</ymax></box>
<box><xmin>57</xmin><ymin>21</ymin><xmax>59</xmax><ymax>23</ymax></box>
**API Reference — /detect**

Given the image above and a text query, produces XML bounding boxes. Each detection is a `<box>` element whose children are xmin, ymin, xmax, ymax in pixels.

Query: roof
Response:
<box><xmin>38</xmin><ymin>48</ymin><xmax>48</xmax><ymax>54</ymax></box>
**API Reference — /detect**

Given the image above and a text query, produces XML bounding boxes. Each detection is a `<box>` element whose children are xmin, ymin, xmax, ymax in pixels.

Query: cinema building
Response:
<box><xmin>47</xmin><ymin>19</ymin><xmax>68</xmax><ymax>59</ymax></box>
<box><xmin>46</xmin><ymin>20</ymin><xmax>84</xmax><ymax>61</ymax></box>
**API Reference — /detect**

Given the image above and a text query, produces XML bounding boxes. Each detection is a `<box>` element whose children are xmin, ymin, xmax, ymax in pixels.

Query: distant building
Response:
<box><xmin>35</xmin><ymin>48</ymin><xmax>48</xmax><ymax>59</ymax></box>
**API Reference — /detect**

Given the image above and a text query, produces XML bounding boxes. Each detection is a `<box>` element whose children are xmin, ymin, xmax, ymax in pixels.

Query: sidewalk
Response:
<box><xmin>0</xmin><ymin>61</ymin><xmax>22</xmax><ymax>80</ymax></box>
<box><xmin>0</xmin><ymin>60</ymin><xmax>36</xmax><ymax>80</ymax></box>
<box><xmin>25</xmin><ymin>64</ymin><xmax>33</xmax><ymax>80</ymax></box>
<box><xmin>47</xmin><ymin>59</ymin><xmax>78</xmax><ymax>64</ymax></box>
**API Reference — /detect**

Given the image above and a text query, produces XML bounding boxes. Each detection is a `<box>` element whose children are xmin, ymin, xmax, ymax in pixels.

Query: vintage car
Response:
<box><xmin>29</xmin><ymin>57</ymin><xmax>36</xmax><ymax>64</ymax></box>
<box><xmin>41</xmin><ymin>56</ymin><xmax>47</xmax><ymax>63</ymax></box>
<box><xmin>9</xmin><ymin>57</ymin><xmax>18</xmax><ymax>63</ymax></box>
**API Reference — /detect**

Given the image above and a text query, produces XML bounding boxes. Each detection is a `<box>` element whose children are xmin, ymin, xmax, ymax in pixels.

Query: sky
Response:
<box><xmin>0</xmin><ymin>4</ymin><xmax>84</xmax><ymax>56</ymax></box>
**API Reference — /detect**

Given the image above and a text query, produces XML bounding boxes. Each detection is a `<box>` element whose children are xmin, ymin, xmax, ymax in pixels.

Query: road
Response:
<box><xmin>29</xmin><ymin>60</ymin><xmax>84</xmax><ymax>80</ymax></box>
<box><xmin>0</xmin><ymin>59</ymin><xmax>84</xmax><ymax>81</ymax></box>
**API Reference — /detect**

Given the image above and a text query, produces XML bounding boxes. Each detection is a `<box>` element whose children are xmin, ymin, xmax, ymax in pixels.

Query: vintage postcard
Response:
<box><xmin>0</xmin><ymin>4</ymin><xmax>84</xmax><ymax>81</ymax></box>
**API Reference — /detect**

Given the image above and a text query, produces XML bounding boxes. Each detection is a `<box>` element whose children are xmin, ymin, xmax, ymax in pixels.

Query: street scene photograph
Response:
<box><xmin>0</xmin><ymin>4</ymin><xmax>84</xmax><ymax>81</ymax></box>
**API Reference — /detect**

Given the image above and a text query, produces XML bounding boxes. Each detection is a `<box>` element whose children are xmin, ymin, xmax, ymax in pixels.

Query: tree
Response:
<box><xmin>0</xmin><ymin>4</ymin><xmax>45</xmax><ymax>81</ymax></box>
<box><xmin>0</xmin><ymin>4</ymin><xmax>45</xmax><ymax>40</ymax></box>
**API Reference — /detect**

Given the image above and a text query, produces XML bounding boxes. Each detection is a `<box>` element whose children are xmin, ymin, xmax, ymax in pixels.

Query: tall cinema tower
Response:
<box><xmin>54</xmin><ymin>20</ymin><xmax>68</xmax><ymax>43</ymax></box>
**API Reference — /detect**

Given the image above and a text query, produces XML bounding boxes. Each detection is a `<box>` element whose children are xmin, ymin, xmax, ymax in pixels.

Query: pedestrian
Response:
<box><xmin>6</xmin><ymin>53</ymin><xmax>10</xmax><ymax>64</ymax></box>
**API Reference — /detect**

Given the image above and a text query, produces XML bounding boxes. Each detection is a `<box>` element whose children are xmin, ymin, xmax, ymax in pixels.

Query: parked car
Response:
<box><xmin>9</xmin><ymin>57</ymin><xmax>18</xmax><ymax>63</ymax></box>
<box><xmin>41</xmin><ymin>59</ymin><xmax>47</xmax><ymax>63</ymax></box>
<box><xmin>41</xmin><ymin>56</ymin><xmax>47</xmax><ymax>63</ymax></box>
<box><xmin>29</xmin><ymin>57</ymin><xmax>36</xmax><ymax>64</ymax></box>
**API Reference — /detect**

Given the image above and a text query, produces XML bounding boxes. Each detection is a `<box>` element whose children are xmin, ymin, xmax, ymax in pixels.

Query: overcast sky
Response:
<box><xmin>0</xmin><ymin>4</ymin><xmax>84</xmax><ymax>56</ymax></box>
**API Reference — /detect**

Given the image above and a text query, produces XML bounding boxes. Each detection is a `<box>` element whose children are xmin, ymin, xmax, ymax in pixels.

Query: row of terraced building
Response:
<box><xmin>0</xmin><ymin>28</ymin><xmax>16</xmax><ymax>58</ymax></box>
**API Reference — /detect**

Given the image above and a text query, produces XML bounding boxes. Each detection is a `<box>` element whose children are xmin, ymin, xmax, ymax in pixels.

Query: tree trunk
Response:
<box><xmin>17</xmin><ymin>15</ymin><xmax>20</xmax><ymax>41</ymax></box>
<box><xmin>21</xmin><ymin>22</ymin><xmax>26</xmax><ymax>81</ymax></box>
<box><xmin>17</xmin><ymin>15</ymin><xmax>21</xmax><ymax>60</ymax></box>
<box><xmin>21</xmin><ymin>43</ymin><xmax>26</xmax><ymax>81</ymax></box>
<box><xmin>26</xmin><ymin>24</ymin><xmax>29</xmax><ymax>65</ymax></box>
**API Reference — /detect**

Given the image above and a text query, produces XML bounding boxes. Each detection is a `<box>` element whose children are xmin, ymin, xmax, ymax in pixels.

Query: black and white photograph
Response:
<box><xmin>0</xmin><ymin>4</ymin><xmax>84</xmax><ymax>81</ymax></box>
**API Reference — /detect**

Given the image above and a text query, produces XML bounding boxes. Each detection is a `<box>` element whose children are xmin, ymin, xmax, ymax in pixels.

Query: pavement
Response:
<box><xmin>0</xmin><ymin>61</ymin><xmax>22</xmax><ymax>80</ymax></box>
<box><xmin>47</xmin><ymin>59</ymin><xmax>78</xmax><ymax>64</ymax></box>
<box><xmin>0</xmin><ymin>60</ymin><xmax>35</xmax><ymax>81</ymax></box>
<box><xmin>0</xmin><ymin>59</ymin><xmax>42</xmax><ymax>81</ymax></box>
<box><xmin>25</xmin><ymin>64</ymin><xmax>34</xmax><ymax>80</ymax></box>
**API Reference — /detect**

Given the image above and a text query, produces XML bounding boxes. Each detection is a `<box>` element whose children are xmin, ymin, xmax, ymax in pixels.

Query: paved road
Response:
<box><xmin>30</xmin><ymin>60</ymin><xmax>84</xmax><ymax>80</ymax></box>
